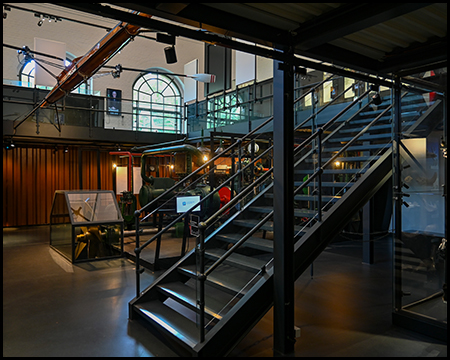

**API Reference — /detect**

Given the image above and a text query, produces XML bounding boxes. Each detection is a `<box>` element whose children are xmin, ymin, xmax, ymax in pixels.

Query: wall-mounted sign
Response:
<box><xmin>107</xmin><ymin>88</ymin><xmax>122</xmax><ymax>116</ymax></box>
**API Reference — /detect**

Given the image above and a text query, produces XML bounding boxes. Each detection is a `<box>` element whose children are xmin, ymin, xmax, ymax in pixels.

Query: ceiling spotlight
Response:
<box><xmin>4</xmin><ymin>5</ymin><xmax>10</xmax><ymax>19</ymax></box>
<box><xmin>37</xmin><ymin>19</ymin><xmax>43</xmax><ymax>26</ymax></box>
<box><xmin>5</xmin><ymin>138</ymin><xmax>15</xmax><ymax>149</ymax></box>
<box><xmin>164</xmin><ymin>46</ymin><xmax>177</xmax><ymax>64</ymax></box>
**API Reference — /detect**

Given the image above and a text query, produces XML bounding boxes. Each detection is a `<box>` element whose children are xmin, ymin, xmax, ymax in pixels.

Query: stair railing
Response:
<box><xmin>133</xmin><ymin>73</ymin><xmax>337</xmax><ymax>297</ymax></box>
<box><xmin>194</xmin><ymin>84</ymin><xmax>378</xmax><ymax>342</ymax></box>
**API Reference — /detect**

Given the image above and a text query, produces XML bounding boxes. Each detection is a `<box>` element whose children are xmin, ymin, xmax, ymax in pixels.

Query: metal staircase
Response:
<box><xmin>128</xmin><ymin>82</ymin><xmax>433</xmax><ymax>356</ymax></box>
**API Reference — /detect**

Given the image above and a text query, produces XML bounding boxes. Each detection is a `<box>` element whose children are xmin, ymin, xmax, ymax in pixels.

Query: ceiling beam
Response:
<box><xmin>293</xmin><ymin>3</ymin><xmax>431</xmax><ymax>50</ymax></box>
<box><xmin>378</xmin><ymin>36</ymin><xmax>448</xmax><ymax>74</ymax></box>
<box><xmin>54</xmin><ymin>3</ymin><xmax>397</xmax><ymax>87</ymax></box>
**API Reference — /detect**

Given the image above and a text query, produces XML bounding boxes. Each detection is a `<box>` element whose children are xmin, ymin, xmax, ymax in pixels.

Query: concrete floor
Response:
<box><xmin>3</xmin><ymin>226</ymin><xmax>447</xmax><ymax>357</ymax></box>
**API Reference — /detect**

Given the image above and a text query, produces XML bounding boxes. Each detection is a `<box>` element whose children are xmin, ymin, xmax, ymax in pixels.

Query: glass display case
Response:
<box><xmin>50</xmin><ymin>190</ymin><xmax>124</xmax><ymax>263</ymax></box>
<box><xmin>392</xmin><ymin>70</ymin><xmax>447</xmax><ymax>341</ymax></box>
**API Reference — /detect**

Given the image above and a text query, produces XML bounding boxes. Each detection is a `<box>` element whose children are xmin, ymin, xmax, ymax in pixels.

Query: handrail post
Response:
<box><xmin>317</xmin><ymin>128</ymin><xmax>323</xmax><ymax>222</ymax></box>
<box><xmin>134</xmin><ymin>210</ymin><xmax>141</xmax><ymax>298</ymax></box>
<box><xmin>196</xmin><ymin>221</ymin><xmax>206</xmax><ymax>343</ymax></box>
<box><xmin>237</xmin><ymin>139</ymin><xmax>243</xmax><ymax>195</ymax></box>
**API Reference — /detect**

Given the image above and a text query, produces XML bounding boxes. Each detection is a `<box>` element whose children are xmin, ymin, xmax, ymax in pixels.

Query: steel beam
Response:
<box><xmin>272</xmin><ymin>55</ymin><xmax>295</xmax><ymax>355</ymax></box>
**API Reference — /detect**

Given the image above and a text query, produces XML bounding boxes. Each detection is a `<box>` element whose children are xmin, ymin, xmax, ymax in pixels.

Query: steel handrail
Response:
<box><xmin>135</xmin><ymin>145</ymin><xmax>274</xmax><ymax>253</ymax></box>
<box><xmin>134</xmin><ymin>75</ymin><xmax>335</xmax><ymax>296</ymax></box>
<box><xmin>200</xmin><ymin>87</ymin><xmax>373</xmax><ymax>229</ymax></box>
<box><xmin>134</xmin><ymin>73</ymin><xmax>334</xmax><ymax>235</ymax></box>
<box><xmin>195</xmin><ymin>84</ymin><xmax>379</xmax><ymax>339</ymax></box>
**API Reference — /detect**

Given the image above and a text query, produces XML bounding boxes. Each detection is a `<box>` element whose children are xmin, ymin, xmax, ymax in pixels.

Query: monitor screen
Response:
<box><xmin>107</xmin><ymin>88</ymin><xmax>122</xmax><ymax>116</ymax></box>
<box><xmin>176</xmin><ymin>196</ymin><xmax>201</xmax><ymax>213</ymax></box>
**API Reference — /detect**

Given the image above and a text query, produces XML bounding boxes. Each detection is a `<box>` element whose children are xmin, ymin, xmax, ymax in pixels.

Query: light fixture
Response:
<box><xmin>335</xmin><ymin>160</ymin><xmax>341</xmax><ymax>167</ymax></box>
<box><xmin>4</xmin><ymin>5</ymin><xmax>10</xmax><ymax>19</ymax></box>
<box><xmin>5</xmin><ymin>138</ymin><xmax>15</xmax><ymax>150</ymax></box>
<box><xmin>113</xmin><ymin>163</ymin><xmax>117</xmax><ymax>169</ymax></box>
<box><xmin>64</xmin><ymin>146</ymin><xmax>69</xmax><ymax>153</ymax></box>
<box><xmin>164</xmin><ymin>46</ymin><xmax>177</xmax><ymax>64</ymax></box>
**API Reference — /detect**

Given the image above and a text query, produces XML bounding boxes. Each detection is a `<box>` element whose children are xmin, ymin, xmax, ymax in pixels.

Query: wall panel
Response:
<box><xmin>2</xmin><ymin>146</ymin><xmax>114</xmax><ymax>227</ymax></box>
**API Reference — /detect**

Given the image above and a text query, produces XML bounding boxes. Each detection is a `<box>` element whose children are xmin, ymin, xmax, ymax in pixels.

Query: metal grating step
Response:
<box><xmin>233</xmin><ymin>219</ymin><xmax>305</xmax><ymax>234</ymax></box>
<box><xmin>205</xmin><ymin>248</ymin><xmax>267</xmax><ymax>273</ymax></box>
<box><xmin>215</xmin><ymin>233</ymin><xmax>273</xmax><ymax>252</ymax></box>
<box><xmin>265</xmin><ymin>193</ymin><xmax>340</xmax><ymax>203</ymax></box>
<box><xmin>157</xmin><ymin>281</ymin><xmax>233</xmax><ymax>321</ymax></box>
<box><xmin>248</xmin><ymin>205</ymin><xmax>318</xmax><ymax>218</ymax></box>
<box><xmin>178</xmin><ymin>263</ymin><xmax>258</xmax><ymax>297</ymax></box>
<box><xmin>134</xmin><ymin>300</ymin><xmax>199</xmax><ymax>349</ymax></box>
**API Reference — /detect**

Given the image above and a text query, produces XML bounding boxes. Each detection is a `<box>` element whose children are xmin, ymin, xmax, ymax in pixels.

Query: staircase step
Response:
<box><xmin>233</xmin><ymin>219</ymin><xmax>305</xmax><ymax>234</ymax></box>
<box><xmin>134</xmin><ymin>300</ymin><xmax>198</xmax><ymax>349</ymax></box>
<box><xmin>205</xmin><ymin>248</ymin><xmax>267</xmax><ymax>273</ymax></box>
<box><xmin>265</xmin><ymin>193</ymin><xmax>340</xmax><ymax>203</ymax></box>
<box><xmin>339</xmin><ymin>123</ymin><xmax>392</xmax><ymax>133</ymax></box>
<box><xmin>323</xmin><ymin>143</ymin><xmax>392</xmax><ymax>153</ymax></box>
<box><xmin>233</xmin><ymin>219</ymin><xmax>274</xmax><ymax>232</ymax></box>
<box><xmin>328</xmin><ymin>133</ymin><xmax>391</xmax><ymax>142</ymax></box>
<box><xmin>294</xmin><ymin>168</ymin><xmax>367</xmax><ymax>175</ymax></box>
<box><xmin>248</xmin><ymin>205</ymin><xmax>318</xmax><ymax>218</ymax></box>
<box><xmin>178</xmin><ymin>263</ymin><xmax>257</xmax><ymax>296</ymax></box>
<box><xmin>157</xmin><ymin>282</ymin><xmax>232</xmax><ymax>320</ymax></box>
<box><xmin>294</xmin><ymin>181</ymin><xmax>354</xmax><ymax>188</ymax></box>
<box><xmin>215</xmin><ymin>233</ymin><xmax>273</xmax><ymax>252</ymax></box>
<box><xmin>304</xmin><ymin>155</ymin><xmax>380</xmax><ymax>163</ymax></box>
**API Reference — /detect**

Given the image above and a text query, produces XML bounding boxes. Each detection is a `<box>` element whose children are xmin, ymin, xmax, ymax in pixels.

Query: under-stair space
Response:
<box><xmin>129</xmin><ymin>88</ymin><xmax>435</xmax><ymax>356</ymax></box>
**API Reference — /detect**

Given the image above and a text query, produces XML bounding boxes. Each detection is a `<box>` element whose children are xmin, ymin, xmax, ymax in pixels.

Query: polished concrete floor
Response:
<box><xmin>3</xmin><ymin>226</ymin><xmax>447</xmax><ymax>357</ymax></box>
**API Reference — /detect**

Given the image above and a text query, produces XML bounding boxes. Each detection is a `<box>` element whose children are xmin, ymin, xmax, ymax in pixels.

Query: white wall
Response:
<box><xmin>3</xmin><ymin>4</ymin><xmax>205</xmax><ymax>103</ymax></box>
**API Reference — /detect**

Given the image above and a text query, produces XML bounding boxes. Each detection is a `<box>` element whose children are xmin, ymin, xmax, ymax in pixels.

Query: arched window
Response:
<box><xmin>18</xmin><ymin>57</ymin><xmax>91</xmax><ymax>94</ymax></box>
<box><xmin>19</xmin><ymin>59</ymin><xmax>36</xmax><ymax>87</ymax></box>
<box><xmin>132</xmin><ymin>71</ymin><xmax>183</xmax><ymax>133</ymax></box>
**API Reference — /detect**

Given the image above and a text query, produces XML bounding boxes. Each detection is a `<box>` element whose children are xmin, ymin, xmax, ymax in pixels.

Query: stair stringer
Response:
<box><xmin>293</xmin><ymin>147</ymin><xmax>393</xmax><ymax>278</ymax></box>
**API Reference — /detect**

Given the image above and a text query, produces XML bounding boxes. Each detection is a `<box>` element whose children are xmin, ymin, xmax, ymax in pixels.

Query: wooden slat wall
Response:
<box><xmin>3</xmin><ymin>146</ymin><xmax>114</xmax><ymax>227</ymax></box>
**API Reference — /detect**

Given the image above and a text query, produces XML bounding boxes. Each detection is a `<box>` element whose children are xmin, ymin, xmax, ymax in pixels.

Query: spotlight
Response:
<box><xmin>164</xmin><ymin>46</ymin><xmax>177</xmax><ymax>64</ymax></box>
<box><xmin>5</xmin><ymin>138</ymin><xmax>14</xmax><ymax>149</ymax></box>
<box><xmin>37</xmin><ymin>19</ymin><xmax>43</xmax><ymax>26</ymax></box>
<box><xmin>4</xmin><ymin>5</ymin><xmax>10</xmax><ymax>19</ymax></box>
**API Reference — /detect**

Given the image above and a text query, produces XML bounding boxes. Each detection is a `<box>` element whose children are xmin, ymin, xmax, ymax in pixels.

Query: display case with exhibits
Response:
<box><xmin>50</xmin><ymin>190</ymin><xmax>124</xmax><ymax>263</ymax></box>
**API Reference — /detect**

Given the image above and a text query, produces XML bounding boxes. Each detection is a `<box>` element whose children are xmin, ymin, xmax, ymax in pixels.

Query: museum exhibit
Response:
<box><xmin>3</xmin><ymin>3</ymin><xmax>447</xmax><ymax>357</ymax></box>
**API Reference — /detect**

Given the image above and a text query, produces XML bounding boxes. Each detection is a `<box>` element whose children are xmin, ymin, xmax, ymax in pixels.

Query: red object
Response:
<box><xmin>40</xmin><ymin>12</ymin><xmax>151</xmax><ymax>108</ymax></box>
<box><xmin>218</xmin><ymin>186</ymin><xmax>231</xmax><ymax>215</ymax></box>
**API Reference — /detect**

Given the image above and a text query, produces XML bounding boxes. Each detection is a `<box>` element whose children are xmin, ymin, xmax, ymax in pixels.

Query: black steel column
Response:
<box><xmin>273</xmin><ymin>53</ymin><xmax>295</xmax><ymax>355</ymax></box>
<box><xmin>362</xmin><ymin>200</ymin><xmax>374</xmax><ymax>264</ymax></box>
<box><xmin>392</xmin><ymin>76</ymin><xmax>403</xmax><ymax>313</ymax></box>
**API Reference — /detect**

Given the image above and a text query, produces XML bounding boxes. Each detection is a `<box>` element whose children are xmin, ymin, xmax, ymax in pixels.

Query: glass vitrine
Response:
<box><xmin>392</xmin><ymin>70</ymin><xmax>447</xmax><ymax>341</ymax></box>
<box><xmin>50</xmin><ymin>190</ymin><xmax>124</xmax><ymax>263</ymax></box>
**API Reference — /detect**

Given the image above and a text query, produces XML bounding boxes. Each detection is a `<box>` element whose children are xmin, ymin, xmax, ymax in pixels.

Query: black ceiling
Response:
<box><xmin>55</xmin><ymin>3</ymin><xmax>447</xmax><ymax>78</ymax></box>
